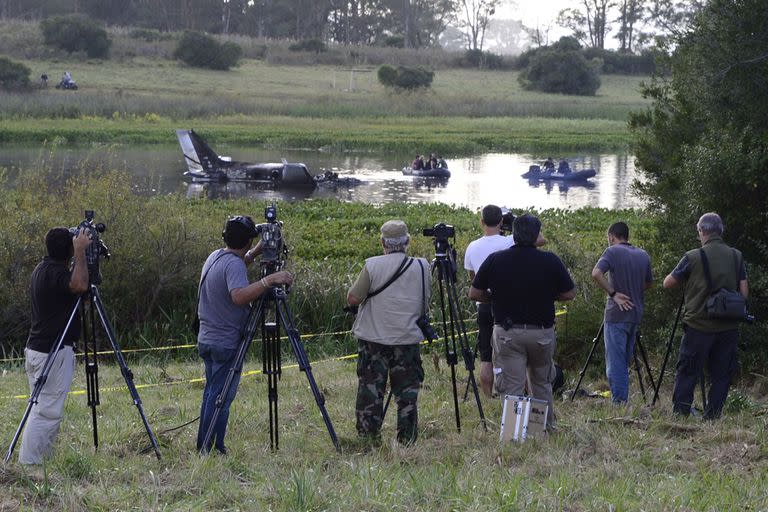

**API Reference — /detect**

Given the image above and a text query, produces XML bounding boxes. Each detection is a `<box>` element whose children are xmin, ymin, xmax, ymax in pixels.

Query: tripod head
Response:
<box><xmin>422</xmin><ymin>222</ymin><xmax>457</xmax><ymax>281</ymax></box>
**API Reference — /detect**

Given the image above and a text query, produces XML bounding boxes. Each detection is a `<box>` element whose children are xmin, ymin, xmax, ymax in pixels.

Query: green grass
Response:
<box><xmin>1</xmin><ymin>354</ymin><xmax>766</xmax><ymax>510</ymax></box>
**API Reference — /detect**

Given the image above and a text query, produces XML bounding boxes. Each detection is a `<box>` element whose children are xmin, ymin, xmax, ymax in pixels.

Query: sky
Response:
<box><xmin>497</xmin><ymin>0</ymin><xmax>572</xmax><ymax>27</ymax></box>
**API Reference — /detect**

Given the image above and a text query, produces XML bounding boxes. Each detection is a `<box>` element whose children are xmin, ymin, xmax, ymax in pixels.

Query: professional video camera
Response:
<box><xmin>421</xmin><ymin>222</ymin><xmax>457</xmax><ymax>281</ymax></box>
<box><xmin>254</xmin><ymin>204</ymin><xmax>286</xmax><ymax>267</ymax></box>
<box><xmin>500</xmin><ymin>207</ymin><xmax>515</xmax><ymax>234</ymax></box>
<box><xmin>70</xmin><ymin>210</ymin><xmax>110</xmax><ymax>285</ymax></box>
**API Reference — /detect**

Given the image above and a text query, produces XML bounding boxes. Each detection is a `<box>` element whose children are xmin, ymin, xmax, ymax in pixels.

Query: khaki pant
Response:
<box><xmin>492</xmin><ymin>325</ymin><xmax>556</xmax><ymax>427</ymax></box>
<box><xmin>19</xmin><ymin>346</ymin><xmax>75</xmax><ymax>465</ymax></box>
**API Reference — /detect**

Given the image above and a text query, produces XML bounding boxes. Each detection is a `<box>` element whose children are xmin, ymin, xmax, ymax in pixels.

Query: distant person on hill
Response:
<box><xmin>62</xmin><ymin>71</ymin><xmax>72</xmax><ymax>84</ymax></box>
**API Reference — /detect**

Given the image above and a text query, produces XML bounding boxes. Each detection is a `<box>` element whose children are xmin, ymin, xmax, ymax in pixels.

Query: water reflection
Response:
<box><xmin>1</xmin><ymin>145</ymin><xmax>643</xmax><ymax>210</ymax></box>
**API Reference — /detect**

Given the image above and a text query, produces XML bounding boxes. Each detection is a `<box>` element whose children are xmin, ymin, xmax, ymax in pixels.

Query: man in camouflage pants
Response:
<box><xmin>347</xmin><ymin>220</ymin><xmax>430</xmax><ymax>444</ymax></box>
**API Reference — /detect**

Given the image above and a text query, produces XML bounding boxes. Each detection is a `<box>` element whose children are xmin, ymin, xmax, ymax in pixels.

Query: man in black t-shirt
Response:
<box><xmin>469</xmin><ymin>214</ymin><xmax>575</xmax><ymax>427</ymax></box>
<box><xmin>19</xmin><ymin>227</ymin><xmax>89</xmax><ymax>465</ymax></box>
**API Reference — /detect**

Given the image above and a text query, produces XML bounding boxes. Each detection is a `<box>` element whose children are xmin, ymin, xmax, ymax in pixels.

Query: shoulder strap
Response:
<box><xmin>198</xmin><ymin>250</ymin><xmax>239</xmax><ymax>298</ymax></box>
<box><xmin>366</xmin><ymin>255</ymin><xmax>413</xmax><ymax>299</ymax></box>
<box><xmin>732</xmin><ymin>248</ymin><xmax>742</xmax><ymax>282</ymax></box>
<box><xmin>699</xmin><ymin>249</ymin><xmax>714</xmax><ymax>292</ymax></box>
<box><xmin>417</xmin><ymin>259</ymin><xmax>428</xmax><ymax>315</ymax></box>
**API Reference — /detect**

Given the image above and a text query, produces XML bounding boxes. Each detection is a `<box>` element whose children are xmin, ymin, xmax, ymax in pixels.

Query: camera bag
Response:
<box><xmin>415</xmin><ymin>259</ymin><xmax>438</xmax><ymax>342</ymax></box>
<box><xmin>699</xmin><ymin>248</ymin><xmax>748</xmax><ymax>321</ymax></box>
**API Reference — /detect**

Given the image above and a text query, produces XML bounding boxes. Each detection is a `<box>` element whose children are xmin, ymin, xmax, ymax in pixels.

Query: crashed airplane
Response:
<box><xmin>176</xmin><ymin>129</ymin><xmax>316</xmax><ymax>186</ymax></box>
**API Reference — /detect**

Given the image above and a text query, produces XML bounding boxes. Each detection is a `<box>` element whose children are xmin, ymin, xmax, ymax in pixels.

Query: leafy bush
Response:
<box><xmin>0</xmin><ymin>56</ymin><xmax>31</xmax><ymax>91</ymax></box>
<box><xmin>380</xmin><ymin>35</ymin><xmax>404</xmax><ymax>48</ymax></box>
<box><xmin>288</xmin><ymin>39</ymin><xmax>327</xmax><ymax>53</ymax></box>
<box><xmin>583</xmin><ymin>48</ymin><xmax>656</xmax><ymax>74</ymax></box>
<box><xmin>128</xmin><ymin>28</ymin><xmax>173</xmax><ymax>42</ymax></box>
<box><xmin>518</xmin><ymin>49</ymin><xmax>601</xmax><ymax>96</ymax></box>
<box><xmin>377</xmin><ymin>65</ymin><xmax>434</xmax><ymax>90</ymax></box>
<box><xmin>40</xmin><ymin>15</ymin><xmax>111</xmax><ymax>58</ymax></box>
<box><xmin>456</xmin><ymin>49</ymin><xmax>505</xmax><ymax>70</ymax></box>
<box><xmin>173</xmin><ymin>31</ymin><xmax>242</xmax><ymax>70</ymax></box>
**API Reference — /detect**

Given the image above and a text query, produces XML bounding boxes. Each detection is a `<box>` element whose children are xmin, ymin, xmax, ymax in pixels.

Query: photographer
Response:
<box><xmin>196</xmin><ymin>215</ymin><xmax>293</xmax><ymax>455</ymax></box>
<box><xmin>463</xmin><ymin>205</ymin><xmax>515</xmax><ymax>397</ymax></box>
<box><xmin>347</xmin><ymin>220</ymin><xmax>430</xmax><ymax>445</ymax></box>
<box><xmin>18</xmin><ymin>227</ymin><xmax>89</xmax><ymax>465</ymax></box>
<box><xmin>663</xmin><ymin>212</ymin><xmax>748</xmax><ymax>419</ymax></box>
<box><xmin>591</xmin><ymin>222</ymin><xmax>653</xmax><ymax>404</ymax></box>
<box><xmin>469</xmin><ymin>214</ymin><xmax>575</xmax><ymax>428</ymax></box>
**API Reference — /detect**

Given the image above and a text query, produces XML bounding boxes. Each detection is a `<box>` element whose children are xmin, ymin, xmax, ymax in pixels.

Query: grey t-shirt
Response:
<box><xmin>197</xmin><ymin>249</ymin><xmax>250</xmax><ymax>349</ymax></box>
<box><xmin>596</xmin><ymin>243</ymin><xmax>653</xmax><ymax>324</ymax></box>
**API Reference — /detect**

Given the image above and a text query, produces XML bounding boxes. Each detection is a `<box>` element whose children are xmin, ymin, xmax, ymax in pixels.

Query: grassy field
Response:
<box><xmin>1</xmin><ymin>352</ymin><xmax>767</xmax><ymax>511</ymax></box>
<box><xmin>1</xmin><ymin>53</ymin><xmax>648</xmax><ymax>151</ymax></box>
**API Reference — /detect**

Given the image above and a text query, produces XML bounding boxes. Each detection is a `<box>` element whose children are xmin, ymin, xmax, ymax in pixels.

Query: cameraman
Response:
<box><xmin>463</xmin><ymin>205</ymin><xmax>515</xmax><ymax>397</ymax></box>
<box><xmin>196</xmin><ymin>215</ymin><xmax>293</xmax><ymax>454</ymax></box>
<box><xmin>663</xmin><ymin>212</ymin><xmax>748</xmax><ymax>419</ymax></box>
<box><xmin>469</xmin><ymin>214</ymin><xmax>574</xmax><ymax>428</ymax></box>
<box><xmin>19</xmin><ymin>227</ymin><xmax>89</xmax><ymax>465</ymax></box>
<box><xmin>347</xmin><ymin>220</ymin><xmax>429</xmax><ymax>445</ymax></box>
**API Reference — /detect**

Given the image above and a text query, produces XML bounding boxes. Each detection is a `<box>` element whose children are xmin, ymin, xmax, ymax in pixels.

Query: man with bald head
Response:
<box><xmin>663</xmin><ymin>212</ymin><xmax>748</xmax><ymax>419</ymax></box>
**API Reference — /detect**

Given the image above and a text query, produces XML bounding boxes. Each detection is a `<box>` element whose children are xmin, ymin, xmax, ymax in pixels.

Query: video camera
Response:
<box><xmin>422</xmin><ymin>222</ymin><xmax>457</xmax><ymax>279</ymax></box>
<box><xmin>500</xmin><ymin>207</ymin><xmax>515</xmax><ymax>235</ymax></box>
<box><xmin>255</xmin><ymin>204</ymin><xmax>286</xmax><ymax>268</ymax></box>
<box><xmin>70</xmin><ymin>210</ymin><xmax>110</xmax><ymax>285</ymax></box>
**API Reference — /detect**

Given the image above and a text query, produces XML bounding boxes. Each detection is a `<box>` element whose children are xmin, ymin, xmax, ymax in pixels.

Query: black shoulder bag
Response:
<box><xmin>345</xmin><ymin>255</ymin><xmax>413</xmax><ymax>314</ymax></box>
<box><xmin>415</xmin><ymin>259</ymin><xmax>438</xmax><ymax>342</ymax></box>
<box><xmin>699</xmin><ymin>248</ymin><xmax>748</xmax><ymax>322</ymax></box>
<box><xmin>192</xmin><ymin>250</ymin><xmax>239</xmax><ymax>334</ymax></box>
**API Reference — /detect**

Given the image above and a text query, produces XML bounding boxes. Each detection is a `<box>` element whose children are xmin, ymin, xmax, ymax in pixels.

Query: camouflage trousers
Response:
<box><xmin>355</xmin><ymin>340</ymin><xmax>424</xmax><ymax>444</ymax></box>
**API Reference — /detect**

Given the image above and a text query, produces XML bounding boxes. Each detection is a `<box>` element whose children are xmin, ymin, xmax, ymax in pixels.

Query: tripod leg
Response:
<box><xmin>5</xmin><ymin>296</ymin><xmax>83</xmax><ymax>463</ymax></box>
<box><xmin>652</xmin><ymin>297</ymin><xmax>684</xmax><ymax>406</ymax></box>
<box><xmin>90</xmin><ymin>286</ymin><xmax>161</xmax><ymax>459</ymax></box>
<box><xmin>570</xmin><ymin>323</ymin><xmax>604</xmax><ymax>401</ymax></box>
<box><xmin>445</xmin><ymin>270</ymin><xmax>486</xmax><ymax>431</ymax></box>
<box><xmin>83</xmin><ymin>296</ymin><xmax>101</xmax><ymax>451</ymax></box>
<box><xmin>633</xmin><ymin>349</ymin><xmax>646</xmax><ymax>401</ymax></box>
<box><xmin>201</xmin><ymin>296</ymin><xmax>266</xmax><ymax>454</ymax></box>
<box><xmin>434</xmin><ymin>266</ymin><xmax>461</xmax><ymax>432</ymax></box>
<box><xmin>635</xmin><ymin>333</ymin><xmax>656</xmax><ymax>393</ymax></box>
<box><xmin>263</xmin><ymin>321</ymin><xmax>280</xmax><ymax>451</ymax></box>
<box><xmin>275</xmin><ymin>296</ymin><xmax>340</xmax><ymax>452</ymax></box>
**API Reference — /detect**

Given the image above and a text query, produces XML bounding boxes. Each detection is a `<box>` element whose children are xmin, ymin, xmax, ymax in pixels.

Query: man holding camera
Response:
<box><xmin>196</xmin><ymin>215</ymin><xmax>293</xmax><ymax>454</ymax></box>
<box><xmin>347</xmin><ymin>220</ymin><xmax>430</xmax><ymax>445</ymax></box>
<box><xmin>591</xmin><ymin>222</ymin><xmax>653</xmax><ymax>404</ymax></box>
<box><xmin>663</xmin><ymin>212</ymin><xmax>748</xmax><ymax>419</ymax></box>
<box><xmin>469</xmin><ymin>214</ymin><xmax>575</xmax><ymax>427</ymax></box>
<box><xmin>18</xmin><ymin>227</ymin><xmax>90</xmax><ymax>464</ymax></box>
<box><xmin>464</xmin><ymin>205</ymin><xmax>515</xmax><ymax>397</ymax></box>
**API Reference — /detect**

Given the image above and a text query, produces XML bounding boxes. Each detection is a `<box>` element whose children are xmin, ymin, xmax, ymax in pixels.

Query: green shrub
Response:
<box><xmin>583</xmin><ymin>47</ymin><xmax>656</xmax><ymax>74</ymax></box>
<box><xmin>380</xmin><ymin>35</ymin><xmax>404</xmax><ymax>48</ymax></box>
<box><xmin>0</xmin><ymin>56</ymin><xmax>31</xmax><ymax>91</ymax></box>
<box><xmin>377</xmin><ymin>65</ymin><xmax>434</xmax><ymax>90</ymax></box>
<box><xmin>518</xmin><ymin>49</ymin><xmax>601</xmax><ymax>96</ymax></box>
<box><xmin>128</xmin><ymin>28</ymin><xmax>173</xmax><ymax>42</ymax></box>
<box><xmin>40</xmin><ymin>15</ymin><xmax>111</xmax><ymax>58</ymax></box>
<box><xmin>456</xmin><ymin>49</ymin><xmax>505</xmax><ymax>70</ymax></box>
<box><xmin>173</xmin><ymin>31</ymin><xmax>242</xmax><ymax>70</ymax></box>
<box><xmin>288</xmin><ymin>39</ymin><xmax>327</xmax><ymax>53</ymax></box>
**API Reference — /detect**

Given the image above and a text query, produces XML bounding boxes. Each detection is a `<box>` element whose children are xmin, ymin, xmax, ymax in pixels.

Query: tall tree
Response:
<box><xmin>557</xmin><ymin>0</ymin><xmax>614</xmax><ymax>49</ymax></box>
<box><xmin>614</xmin><ymin>0</ymin><xmax>644</xmax><ymax>52</ymax></box>
<box><xmin>456</xmin><ymin>0</ymin><xmax>500</xmax><ymax>50</ymax></box>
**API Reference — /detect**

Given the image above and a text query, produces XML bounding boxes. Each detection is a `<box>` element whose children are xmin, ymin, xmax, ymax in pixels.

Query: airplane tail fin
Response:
<box><xmin>176</xmin><ymin>129</ymin><xmax>220</xmax><ymax>173</ymax></box>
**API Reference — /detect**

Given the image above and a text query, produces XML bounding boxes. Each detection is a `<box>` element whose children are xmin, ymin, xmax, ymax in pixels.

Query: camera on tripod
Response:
<box><xmin>255</xmin><ymin>205</ymin><xmax>284</xmax><ymax>265</ymax></box>
<box><xmin>422</xmin><ymin>222</ymin><xmax>455</xmax><ymax>240</ymax></box>
<box><xmin>500</xmin><ymin>208</ymin><xmax>515</xmax><ymax>234</ymax></box>
<box><xmin>69</xmin><ymin>210</ymin><xmax>110</xmax><ymax>284</ymax></box>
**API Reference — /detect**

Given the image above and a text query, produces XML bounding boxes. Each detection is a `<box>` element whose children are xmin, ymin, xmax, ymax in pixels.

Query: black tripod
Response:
<box><xmin>651</xmin><ymin>296</ymin><xmax>707</xmax><ymax>411</ymax></box>
<box><xmin>200</xmin><ymin>267</ymin><xmax>340</xmax><ymax>453</ymax></box>
<box><xmin>570</xmin><ymin>322</ymin><xmax>656</xmax><ymax>403</ymax></box>
<box><xmin>428</xmin><ymin>232</ymin><xmax>487</xmax><ymax>432</ymax></box>
<box><xmin>5</xmin><ymin>284</ymin><xmax>162</xmax><ymax>462</ymax></box>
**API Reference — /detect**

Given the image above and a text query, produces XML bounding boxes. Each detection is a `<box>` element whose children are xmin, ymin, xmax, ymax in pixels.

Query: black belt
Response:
<box><xmin>494</xmin><ymin>322</ymin><xmax>552</xmax><ymax>330</ymax></box>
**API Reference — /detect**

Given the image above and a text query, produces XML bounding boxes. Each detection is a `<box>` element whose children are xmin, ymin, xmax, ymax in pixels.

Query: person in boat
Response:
<box><xmin>436</xmin><ymin>155</ymin><xmax>447</xmax><ymax>169</ymax></box>
<box><xmin>428</xmin><ymin>154</ymin><xmax>438</xmax><ymax>170</ymax></box>
<box><xmin>558</xmin><ymin>159</ymin><xmax>572</xmax><ymax>175</ymax></box>
<box><xmin>412</xmin><ymin>155</ymin><xmax>424</xmax><ymax>171</ymax></box>
<box><xmin>542</xmin><ymin>157</ymin><xmax>555</xmax><ymax>171</ymax></box>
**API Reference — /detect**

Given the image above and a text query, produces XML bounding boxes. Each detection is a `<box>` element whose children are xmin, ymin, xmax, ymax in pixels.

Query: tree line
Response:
<box><xmin>0</xmin><ymin>0</ymin><xmax>707</xmax><ymax>53</ymax></box>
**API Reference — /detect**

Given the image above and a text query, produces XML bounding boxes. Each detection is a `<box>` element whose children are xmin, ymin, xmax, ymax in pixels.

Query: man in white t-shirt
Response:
<box><xmin>464</xmin><ymin>205</ymin><xmax>515</xmax><ymax>397</ymax></box>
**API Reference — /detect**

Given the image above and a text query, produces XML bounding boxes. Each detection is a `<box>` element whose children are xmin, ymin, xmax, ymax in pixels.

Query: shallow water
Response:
<box><xmin>1</xmin><ymin>145</ymin><xmax>643</xmax><ymax>211</ymax></box>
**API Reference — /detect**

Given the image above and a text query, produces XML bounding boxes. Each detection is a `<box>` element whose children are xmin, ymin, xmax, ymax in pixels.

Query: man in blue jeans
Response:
<box><xmin>591</xmin><ymin>222</ymin><xmax>653</xmax><ymax>403</ymax></box>
<box><xmin>196</xmin><ymin>215</ymin><xmax>293</xmax><ymax>454</ymax></box>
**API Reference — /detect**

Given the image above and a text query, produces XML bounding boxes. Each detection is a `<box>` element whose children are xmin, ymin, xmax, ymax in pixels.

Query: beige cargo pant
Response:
<box><xmin>19</xmin><ymin>346</ymin><xmax>76</xmax><ymax>465</ymax></box>
<box><xmin>492</xmin><ymin>325</ymin><xmax>556</xmax><ymax>427</ymax></box>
